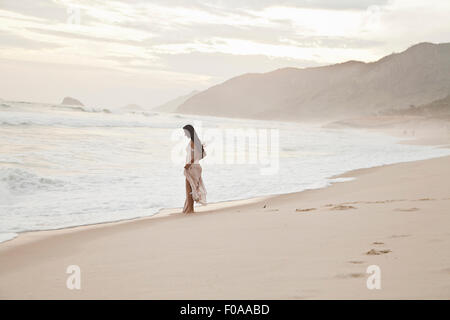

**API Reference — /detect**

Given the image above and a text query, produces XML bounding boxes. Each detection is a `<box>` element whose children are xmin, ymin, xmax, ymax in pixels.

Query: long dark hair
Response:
<box><xmin>183</xmin><ymin>124</ymin><xmax>205</xmax><ymax>159</ymax></box>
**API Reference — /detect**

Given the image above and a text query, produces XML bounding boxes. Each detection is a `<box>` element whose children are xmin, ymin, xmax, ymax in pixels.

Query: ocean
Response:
<box><xmin>1</xmin><ymin>100</ymin><xmax>450</xmax><ymax>243</ymax></box>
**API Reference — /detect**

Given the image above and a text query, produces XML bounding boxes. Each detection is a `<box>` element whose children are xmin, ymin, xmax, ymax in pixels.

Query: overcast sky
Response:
<box><xmin>1</xmin><ymin>0</ymin><xmax>450</xmax><ymax>108</ymax></box>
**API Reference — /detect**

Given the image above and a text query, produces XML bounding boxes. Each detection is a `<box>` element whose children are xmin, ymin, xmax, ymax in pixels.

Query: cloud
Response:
<box><xmin>148</xmin><ymin>51</ymin><xmax>322</xmax><ymax>78</ymax></box>
<box><xmin>122</xmin><ymin>0</ymin><xmax>390</xmax><ymax>11</ymax></box>
<box><xmin>0</xmin><ymin>0</ymin><xmax>449</xmax><ymax>107</ymax></box>
<box><xmin>0</xmin><ymin>30</ymin><xmax>65</xmax><ymax>49</ymax></box>
<box><xmin>0</xmin><ymin>0</ymin><xmax>67</xmax><ymax>22</ymax></box>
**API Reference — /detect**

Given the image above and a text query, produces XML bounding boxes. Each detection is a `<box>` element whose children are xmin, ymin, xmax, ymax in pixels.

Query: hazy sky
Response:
<box><xmin>1</xmin><ymin>0</ymin><xmax>450</xmax><ymax>108</ymax></box>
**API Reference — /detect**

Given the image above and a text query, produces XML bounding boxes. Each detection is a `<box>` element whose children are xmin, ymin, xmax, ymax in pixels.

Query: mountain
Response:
<box><xmin>61</xmin><ymin>96</ymin><xmax>84</xmax><ymax>106</ymax></box>
<box><xmin>154</xmin><ymin>90</ymin><xmax>199</xmax><ymax>113</ymax></box>
<box><xmin>177</xmin><ymin>42</ymin><xmax>450</xmax><ymax>121</ymax></box>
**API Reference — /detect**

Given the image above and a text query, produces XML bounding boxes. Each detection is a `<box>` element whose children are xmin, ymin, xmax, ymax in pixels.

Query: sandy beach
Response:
<box><xmin>1</xmin><ymin>151</ymin><xmax>449</xmax><ymax>299</ymax></box>
<box><xmin>2</xmin><ymin>0</ymin><xmax>450</xmax><ymax>302</ymax></box>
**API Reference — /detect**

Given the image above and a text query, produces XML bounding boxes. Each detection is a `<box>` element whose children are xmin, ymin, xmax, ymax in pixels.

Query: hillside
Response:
<box><xmin>153</xmin><ymin>90</ymin><xmax>199</xmax><ymax>113</ymax></box>
<box><xmin>177</xmin><ymin>42</ymin><xmax>450</xmax><ymax>121</ymax></box>
<box><xmin>384</xmin><ymin>94</ymin><xmax>450</xmax><ymax>117</ymax></box>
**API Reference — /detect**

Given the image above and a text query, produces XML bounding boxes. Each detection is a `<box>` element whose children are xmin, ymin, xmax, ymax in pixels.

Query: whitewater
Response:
<box><xmin>1</xmin><ymin>100</ymin><xmax>450</xmax><ymax>243</ymax></box>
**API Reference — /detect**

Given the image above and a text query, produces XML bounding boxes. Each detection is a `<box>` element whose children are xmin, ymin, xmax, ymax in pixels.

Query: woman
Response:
<box><xmin>182</xmin><ymin>124</ymin><xmax>207</xmax><ymax>214</ymax></box>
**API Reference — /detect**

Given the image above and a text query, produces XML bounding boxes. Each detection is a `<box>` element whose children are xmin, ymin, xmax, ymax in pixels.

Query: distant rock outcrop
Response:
<box><xmin>154</xmin><ymin>90</ymin><xmax>199</xmax><ymax>113</ymax></box>
<box><xmin>61</xmin><ymin>97</ymin><xmax>84</xmax><ymax>106</ymax></box>
<box><xmin>177</xmin><ymin>42</ymin><xmax>450</xmax><ymax>121</ymax></box>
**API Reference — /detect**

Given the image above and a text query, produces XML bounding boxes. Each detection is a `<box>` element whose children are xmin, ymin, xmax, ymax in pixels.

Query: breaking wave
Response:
<box><xmin>0</xmin><ymin>167</ymin><xmax>65</xmax><ymax>195</ymax></box>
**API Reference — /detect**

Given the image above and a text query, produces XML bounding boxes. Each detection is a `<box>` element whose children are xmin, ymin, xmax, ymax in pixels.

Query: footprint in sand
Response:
<box><xmin>295</xmin><ymin>208</ymin><xmax>316</xmax><ymax>213</ymax></box>
<box><xmin>390</xmin><ymin>234</ymin><xmax>410</xmax><ymax>239</ymax></box>
<box><xmin>330</xmin><ymin>205</ymin><xmax>356</xmax><ymax>211</ymax></box>
<box><xmin>348</xmin><ymin>260</ymin><xmax>365</xmax><ymax>264</ymax></box>
<box><xmin>366</xmin><ymin>249</ymin><xmax>391</xmax><ymax>255</ymax></box>
<box><xmin>262</xmin><ymin>205</ymin><xmax>279</xmax><ymax>212</ymax></box>
<box><xmin>336</xmin><ymin>273</ymin><xmax>365</xmax><ymax>279</ymax></box>
<box><xmin>395</xmin><ymin>207</ymin><xmax>420</xmax><ymax>212</ymax></box>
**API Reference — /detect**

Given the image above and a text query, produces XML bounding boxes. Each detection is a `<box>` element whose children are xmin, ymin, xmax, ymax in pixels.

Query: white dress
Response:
<box><xmin>185</xmin><ymin>143</ymin><xmax>201</xmax><ymax>164</ymax></box>
<box><xmin>183</xmin><ymin>143</ymin><xmax>207</xmax><ymax>211</ymax></box>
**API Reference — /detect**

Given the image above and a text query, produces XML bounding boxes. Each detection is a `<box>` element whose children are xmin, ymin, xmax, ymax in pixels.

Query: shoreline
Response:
<box><xmin>1</xmin><ymin>148</ymin><xmax>445</xmax><ymax>247</ymax></box>
<box><xmin>1</xmin><ymin>113</ymin><xmax>448</xmax><ymax>248</ymax></box>
<box><xmin>1</xmin><ymin>121</ymin><xmax>450</xmax><ymax>299</ymax></box>
<box><xmin>1</xmin><ymin>154</ymin><xmax>450</xmax><ymax>299</ymax></box>
<box><xmin>0</xmin><ymin>194</ymin><xmax>272</xmax><ymax>247</ymax></box>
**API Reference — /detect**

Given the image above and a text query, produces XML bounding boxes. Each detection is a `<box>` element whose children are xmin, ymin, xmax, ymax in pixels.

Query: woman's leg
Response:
<box><xmin>183</xmin><ymin>178</ymin><xmax>194</xmax><ymax>213</ymax></box>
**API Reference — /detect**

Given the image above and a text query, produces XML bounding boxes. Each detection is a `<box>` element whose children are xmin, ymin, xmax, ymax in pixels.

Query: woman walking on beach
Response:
<box><xmin>182</xmin><ymin>124</ymin><xmax>207</xmax><ymax>214</ymax></box>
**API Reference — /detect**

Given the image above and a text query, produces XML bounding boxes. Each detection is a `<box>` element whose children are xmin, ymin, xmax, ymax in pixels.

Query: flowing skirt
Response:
<box><xmin>183</xmin><ymin>164</ymin><xmax>207</xmax><ymax>213</ymax></box>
